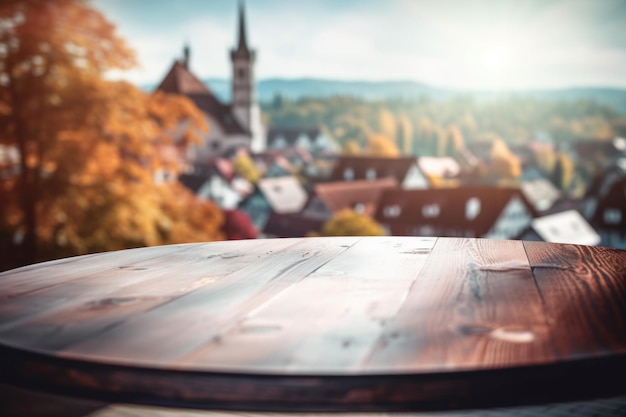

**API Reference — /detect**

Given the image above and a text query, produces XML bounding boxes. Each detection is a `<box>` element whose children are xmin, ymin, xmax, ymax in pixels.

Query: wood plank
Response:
<box><xmin>0</xmin><ymin>240</ymin><xmax>270</xmax><ymax>328</ymax></box>
<box><xmin>523</xmin><ymin>241</ymin><xmax>626</xmax><ymax>358</ymax></box>
<box><xmin>0</xmin><ymin>244</ymin><xmax>188</xmax><ymax>296</ymax></box>
<box><xmin>59</xmin><ymin>237</ymin><xmax>361</xmax><ymax>367</ymax></box>
<box><xmin>0</xmin><ymin>239</ymin><xmax>298</xmax><ymax>351</ymax></box>
<box><xmin>363</xmin><ymin>238</ymin><xmax>554</xmax><ymax>372</ymax></box>
<box><xmin>0</xmin><ymin>383</ymin><xmax>107</xmax><ymax>417</ymax></box>
<box><xmin>177</xmin><ymin>237</ymin><xmax>436</xmax><ymax>373</ymax></box>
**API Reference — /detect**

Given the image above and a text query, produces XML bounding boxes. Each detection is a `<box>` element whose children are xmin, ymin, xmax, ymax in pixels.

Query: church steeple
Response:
<box><xmin>230</xmin><ymin>0</ymin><xmax>264</xmax><ymax>151</ymax></box>
<box><xmin>232</xmin><ymin>1</ymin><xmax>254</xmax><ymax>60</ymax></box>
<box><xmin>181</xmin><ymin>42</ymin><xmax>190</xmax><ymax>69</ymax></box>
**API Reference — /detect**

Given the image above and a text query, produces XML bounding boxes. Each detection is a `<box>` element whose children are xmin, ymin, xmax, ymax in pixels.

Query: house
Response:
<box><xmin>417</xmin><ymin>156</ymin><xmax>460</xmax><ymax>179</ymax></box>
<box><xmin>329</xmin><ymin>156</ymin><xmax>429</xmax><ymax>189</ymax></box>
<box><xmin>587</xmin><ymin>173</ymin><xmax>626</xmax><ymax>248</ymax></box>
<box><xmin>0</xmin><ymin>145</ymin><xmax>19</xmax><ymax>179</ymax></box>
<box><xmin>155</xmin><ymin>3</ymin><xmax>265</xmax><ymax>165</ymax></box>
<box><xmin>416</xmin><ymin>156</ymin><xmax>461</xmax><ymax>186</ymax></box>
<box><xmin>263</xmin><ymin>212</ymin><xmax>324</xmax><ymax>238</ymax></box>
<box><xmin>521</xmin><ymin>178</ymin><xmax>562</xmax><ymax>213</ymax></box>
<box><xmin>179</xmin><ymin>159</ymin><xmax>252</xmax><ymax>209</ymax></box>
<box><xmin>375</xmin><ymin>187</ymin><xmax>535</xmax><ymax>239</ymax></box>
<box><xmin>302</xmin><ymin>178</ymin><xmax>399</xmax><ymax>221</ymax></box>
<box><xmin>521</xmin><ymin>210</ymin><xmax>600</xmax><ymax>246</ymax></box>
<box><xmin>266</xmin><ymin>127</ymin><xmax>338</xmax><ymax>154</ymax></box>
<box><xmin>240</xmin><ymin>176</ymin><xmax>308</xmax><ymax>230</ymax></box>
<box><xmin>573</xmin><ymin>137</ymin><xmax>626</xmax><ymax>166</ymax></box>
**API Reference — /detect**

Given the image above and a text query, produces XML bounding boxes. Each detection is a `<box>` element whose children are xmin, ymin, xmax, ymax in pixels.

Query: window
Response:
<box><xmin>465</xmin><ymin>197</ymin><xmax>481</xmax><ymax>220</ymax></box>
<box><xmin>604</xmin><ymin>208</ymin><xmax>622</xmax><ymax>225</ymax></box>
<box><xmin>384</xmin><ymin>205</ymin><xmax>401</xmax><ymax>218</ymax></box>
<box><xmin>354</xmin><ymin>203</ymin><xmax>366</xmax><ymax>213</ymax></box>
<box><xmin>238</xmin><ymin>68</ymin><xmax>246</xmax><ymax>79</ymax></box>
<box><xmin>422</xmin><ymin>204</ymin><xmax>440</xmax><ymax>218</ymax></box>
<box><xmin>343</xmin><ymin>167</ymin><xmax>354</xmax><ymax>181</ymax></box>
<box><xmin>366</xmin><ymin>168</ymin><xmax>377</xmax><ymax>180</ymax></box>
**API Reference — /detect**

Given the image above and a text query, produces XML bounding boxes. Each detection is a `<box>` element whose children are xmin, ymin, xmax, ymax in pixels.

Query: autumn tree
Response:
<box><xmin>366</xmin><ymin>133</ymin><xmax>399</xmax><ymax>157</ymax></box>
<box><xmin>551</xmin><ymin>152</ymin><xmax>575</xmax><ymax>192</ymax></box>
<box><xmin>0</xmin><ymin>0</ymin><xmax>224</xmax><ymax>268</ymax></box>
<box><xmin>233</xmin><ymin>149</ymin><xmax>261</xmax><ymax>184</ymax></box>
<box><xmin>377</xmin><ymin>108</ymin><xmax>397</xmax><ymax>142</ymax></box>
<box><xmin>321</xmin><ymin>209</ymin><xmax>386</xmax><ymax>237</ymax></box>
<box><xmin>446</xmin><ymin>125</ymin><xmax>464</xmax><ymax>156</ymax></box>
<box><xmin>397</xmin><ymin>114</ymin><xmax>413</xmax><ymax>156</ymax></box>
<box><xmin>342</xmin><ymin>139</ymin><xmax>361</xmax><ymax>156</ymax></box>
<box><xmin>491</xmin><ymin>139</ymin><xmax>522</xmax><ymax>181</ymax></box>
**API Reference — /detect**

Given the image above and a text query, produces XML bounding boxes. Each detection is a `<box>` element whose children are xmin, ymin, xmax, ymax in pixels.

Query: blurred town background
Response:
<box><xmin>2</xmin><ymin>0</ymin><xmax>626</xmax><ymax>271</ymax></box>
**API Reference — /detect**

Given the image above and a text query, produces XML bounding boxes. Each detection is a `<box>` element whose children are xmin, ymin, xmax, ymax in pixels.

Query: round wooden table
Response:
<box><xmin>1</xmin><ymin>237</ymin><xmax>625</xmax><ymax>413</ymax></box>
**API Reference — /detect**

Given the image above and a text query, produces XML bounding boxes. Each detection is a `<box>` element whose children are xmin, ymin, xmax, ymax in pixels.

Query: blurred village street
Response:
<box><xmin>2</xmin><ymin>0</ymin><xmax>626</xmax><ymax>271</ymax></box>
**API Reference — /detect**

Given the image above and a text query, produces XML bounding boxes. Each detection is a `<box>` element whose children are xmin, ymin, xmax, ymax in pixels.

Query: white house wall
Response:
<box><xmin>485</xmin><ymin>196</ymin><xmax>532</xmax><ymax>239</ymax></box>
<box><xmin>402</xmin><ymin>164</ymin><xmax>430</xmax><ymax>189</ymax></box>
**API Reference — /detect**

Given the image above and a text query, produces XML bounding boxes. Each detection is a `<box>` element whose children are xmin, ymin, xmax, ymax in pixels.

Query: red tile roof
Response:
<box><xmin>155</xmin><ymin>61</ymin><xmax>248</xmax><ymax>135</ymax></box>
<box><xmin>329</xmin><ymin>156</ymin><xmax>417</xmax><ymax>182</ymax></box>
<box><xmin>314</xmin><ymin>178</ymin><xmax>399</xmax><ymax>216</ymax></box>
<box><xmin>375</xmin><ymin>187</ymin><xmax>535</xmax><ymax>237</ymax></box>
<box><xmin>263</xmin><ymin>212</ymin><xmax>323</xmax><ymax>238</ymax></box>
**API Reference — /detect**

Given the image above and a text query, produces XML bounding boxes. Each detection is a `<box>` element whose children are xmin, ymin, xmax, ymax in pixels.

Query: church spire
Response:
<box><xmin>233</xmin><ymin>1</ymin><xmax>252</xmax><ymax>59</ymax></box>
<box><xmin>182</xmin><ymin>42</ymin><xmax>190</xmax><ymax>69</ymax></box>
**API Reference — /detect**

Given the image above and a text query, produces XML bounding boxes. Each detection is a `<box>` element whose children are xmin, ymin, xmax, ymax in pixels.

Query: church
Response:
<box><xmin>155</xmin><ymin>3</ymin><xmax>266</xmax><ymax>164</ymax></box>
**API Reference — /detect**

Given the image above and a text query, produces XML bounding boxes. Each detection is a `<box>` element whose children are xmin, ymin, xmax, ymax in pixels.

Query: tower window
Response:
<box><xmin>238</xmin><ymin>68</ymin><xmax>246</xmax><ymax>79</ymax></box>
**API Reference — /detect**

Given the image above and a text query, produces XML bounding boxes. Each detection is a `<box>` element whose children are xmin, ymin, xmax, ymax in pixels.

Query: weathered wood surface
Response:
<box><xmin>1</xmin><ymin>237</ymin><xmax>625</xmax><ymax>410</ymax></box>
<box><xmin>2</xmin><ymin>383</ymin><xmax>626</xmax><ymax>417</ymax></box>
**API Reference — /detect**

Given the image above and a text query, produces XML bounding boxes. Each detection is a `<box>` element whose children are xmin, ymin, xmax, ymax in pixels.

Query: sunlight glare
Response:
<box><xmin>481</xmin><ymin>46</ymin><xmax>512</xmax><ymax>75</ymax></box>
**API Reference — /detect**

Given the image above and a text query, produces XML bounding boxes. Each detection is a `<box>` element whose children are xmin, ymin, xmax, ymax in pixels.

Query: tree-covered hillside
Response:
<box><xmin>262</xmin><ymin>95</ymin><xmax>626</xmax><ymax>157</ymax></box>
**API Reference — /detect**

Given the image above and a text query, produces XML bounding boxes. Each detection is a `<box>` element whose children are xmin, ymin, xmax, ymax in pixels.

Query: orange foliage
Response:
<box><xmin>491</xmin><ymin>139</ymin><xmax>522</xmax><ymax>180</ymax></box>
<box><xmin>366</xmin><ymin>134</ymin><xmax>400</xmax><ymax>157</ymax></box>
<box><xmin>0</xmin><ymin>0</ymin><xmax>222</xmax><ymax>268</ymax></box>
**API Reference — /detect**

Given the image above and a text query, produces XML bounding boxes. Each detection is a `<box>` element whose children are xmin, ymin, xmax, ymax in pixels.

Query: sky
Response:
<box><xmin>93</xmin><ymin>0</ymin><xmax>626</xmax><ymax>91</ymax></box>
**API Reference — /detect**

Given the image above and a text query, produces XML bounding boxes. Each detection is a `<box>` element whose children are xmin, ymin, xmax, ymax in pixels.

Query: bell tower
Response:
<box><xmin>230</xmin><ymin>1</ymin><xmax>265</xmax><ymax>152</ymax></box>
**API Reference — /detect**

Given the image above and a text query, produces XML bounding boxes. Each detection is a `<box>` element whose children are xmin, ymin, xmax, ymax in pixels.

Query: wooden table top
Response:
<box><xmin>1</xmin><ymin>237</ymin><xmax>625</xmax><ymax>411</ymax></box>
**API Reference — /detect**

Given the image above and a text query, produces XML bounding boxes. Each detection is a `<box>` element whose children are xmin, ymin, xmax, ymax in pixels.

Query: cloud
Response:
<box><xmin>98</xmin><ymin>0</ymin><xmax>626</xmax><ymax>89</ymax></box>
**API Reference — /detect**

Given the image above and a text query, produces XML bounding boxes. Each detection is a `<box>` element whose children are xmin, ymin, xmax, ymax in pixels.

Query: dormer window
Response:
<box><xmin>343</xmin><ymin>167</ymin><xmax>354</xmax><ymax>181</ymax></box>
<box><xmin>465</xmin><ymin>198</ymin><xmax>481</xmax><ymax>220</ymax></box>
<box><xmin>366</xmin><ymin>168</ymin><xmax>377</xmax><ymax>181</ymax></box>
<box><xmin>354</xmin><ymin>203</ymin><xmax>366</xmax><ymax>214</ymax></box>
<box><xmin>422</xmin><ymin>204</ymin><xmax>440</xmax><ymax>218</ymax></box>
<box><xmin>384</xmin><ymin>205</ymin><xmax>401</xmax><ymax>218</ymax></box>
<box><xmin>604</xmin><ymin>208</ymin><xmax>622</xmax><ymax>225</ymax></box>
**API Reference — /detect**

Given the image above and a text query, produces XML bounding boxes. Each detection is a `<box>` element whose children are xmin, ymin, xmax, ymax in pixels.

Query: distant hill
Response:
<box><xmin>142</xmin><ymin>78</ymin><xmax>626</xmax><ymax>114</ymax></box>
<box><xmin>203</xmin><ymin>77</ymin><xmax>452</xmax><ymax>103</ymax></box>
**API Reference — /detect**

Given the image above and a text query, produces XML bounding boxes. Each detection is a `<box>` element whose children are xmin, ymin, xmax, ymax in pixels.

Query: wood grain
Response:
<box><xmin>0</xmin><ymin>237</ymin><xmax>625</xmax><ymax>411</ymax></box>
<box><xmin>0</xmin><ymin>239</ymin><xmax>298</xmax><ymax>351</ymax></box>
<box><xmin>523</xmin><ymin>241</ymin><xmax>626</xmax><ymax>357</ymax></box>
<box><xmin>177</xmin><ymin>237</ymin><xmax>436</xmax><ymax>372</ymax></box>
<box><xmin>364</xmin><ymin>238</ymin><xmax>554</xmax><ymax>371</ymax></box>
<box><xmin>61</xmin><ymin>237</ymin><xmax>361</xmax><ymax>366</ymax></box>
